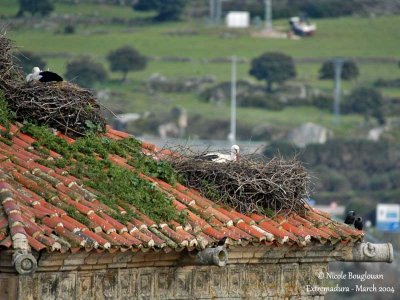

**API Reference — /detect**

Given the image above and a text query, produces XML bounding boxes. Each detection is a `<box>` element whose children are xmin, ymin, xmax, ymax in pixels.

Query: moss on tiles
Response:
<box><xmin>0</xmin><ymin>95</ymin><xmax>183</xmax><ymax>223</ymax></box>
<box><xmin>20</xmin><ymin>122</ymin><xmax>181</xmax><ymax>223</ymax></box>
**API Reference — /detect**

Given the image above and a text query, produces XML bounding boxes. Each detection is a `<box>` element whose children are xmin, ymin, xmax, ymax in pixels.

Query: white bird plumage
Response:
<box><xmin>26</xmin><ymin>66</ymin><xmax>63</xmax><ymax>83</ymax></box>
<box><xmin>202</xmin><ymin>145</ymin><xmax>240</xmax><ymax>163</ymax></box>
<box><xmin>26</xmin><ymin>67</ymin><xmax>42</xmax><ymax>82</ymax></box>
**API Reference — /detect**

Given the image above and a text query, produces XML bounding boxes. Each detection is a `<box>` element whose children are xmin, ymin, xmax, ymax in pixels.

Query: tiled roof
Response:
<box><xmin>0</xmin><ymin>123</ymin><xmax>363</xmax><ymax>254</ymax></box>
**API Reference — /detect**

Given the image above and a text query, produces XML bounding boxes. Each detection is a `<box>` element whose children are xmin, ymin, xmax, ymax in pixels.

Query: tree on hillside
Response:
<box><xmin>249</xmin><ymin>52</ymin><xmax>296</xmax><ymax>92</ymax></box>
<box><xmin>14</xmin><ymin>51</ymin><xmax>47</xmax><ymax>74</ymax></box>
<box><xmin>65</xmin><ymin>56</ymin><xmax>108</xmax><ymax>88</ymax></box>
<box><xmin>17</xmin><ymin>0</ymin><xmax>54</xmax><ymax>17</ymax></box>
<box><xmin>133</xmin><ymin>0</ymin><xmax>186</xmax><ymax>21</ymax></box>
<box><xmin>343</xmin><ymin>87</ymin><xmax>385</xmax><ymax>124</ymax></box>
<box><xmin>107</xmin><ymin>46</ymin><xmax>147</xmax><ymax>81</ymax></box>
<box><xmin>319</xmin><ymin>60</ymin><xmax>359</xmax><ymax>80</ymax></box>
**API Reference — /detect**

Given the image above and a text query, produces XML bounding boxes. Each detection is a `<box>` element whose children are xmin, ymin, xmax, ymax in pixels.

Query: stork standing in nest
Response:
<box><xmin>26</xmin><ymin>67</ymin><xmax>63</xmax><ymax>83</ymax></box>
<box><xmin>201</xmin><ymin>145</ymin><xmax>240</xmax><ymax>163</ymax></box>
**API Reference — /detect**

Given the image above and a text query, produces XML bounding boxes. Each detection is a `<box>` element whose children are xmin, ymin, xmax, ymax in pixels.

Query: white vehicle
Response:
<box><xmin>289</xmin><ymin>16</ymin><xmax>316</xmax><ymax>36</ymax></box>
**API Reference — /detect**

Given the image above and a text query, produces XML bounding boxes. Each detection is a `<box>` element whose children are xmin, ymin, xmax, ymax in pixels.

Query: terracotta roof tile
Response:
<box><xmin>0</xmin><ymin>124</ymin><xmax>363</xmax><ymax>254</ymax></box>
<box><xmin>0</xmin><ymin>236</ymin><xmax>12</xmax><ymax>248</ymax></box>
<box><xmin>26</xmin><ymin>235</ymin><xmax>47</xmax><ymax>251</ymax></box>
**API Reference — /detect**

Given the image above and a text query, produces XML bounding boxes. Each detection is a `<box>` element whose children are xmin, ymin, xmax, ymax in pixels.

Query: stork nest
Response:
<box><xmin>167</xmin><ymin>147</ymin><xmax>311</xmax><ymax>216</ymax></box>
<box><xmin>0</xmin><ymin>33</ymin><xmax>106</xmax><ymax>137</ymax></box>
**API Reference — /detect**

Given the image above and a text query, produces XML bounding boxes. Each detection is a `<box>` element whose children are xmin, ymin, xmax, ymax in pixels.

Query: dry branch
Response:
<box><xmin>167</xmin><ymin>146</ymin><xmax>311</xmax><ymax>216</ymax></box>
<box><xmin>0</xmin><ymin>32</ymin><xmax>106</xmax><ymax>137</ymax></box>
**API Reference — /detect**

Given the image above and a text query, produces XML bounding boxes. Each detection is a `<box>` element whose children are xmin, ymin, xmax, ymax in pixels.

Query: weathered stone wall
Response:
<box><xmin>0</xmin><ymin>245</ymin><xmax>342</xmax><ymax>300</ymax></box>
<box><xmin>0</xmin><ymin>273</ymin><xmax>18</xmax><ymax>300</ymax></box>
<box><xmin>16</xmin><ymin>262</ymin><xmax>327</xmax><ymax>300</ymax></box>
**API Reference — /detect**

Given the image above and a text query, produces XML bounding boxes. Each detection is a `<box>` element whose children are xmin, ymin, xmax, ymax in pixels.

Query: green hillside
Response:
<box><xmin>1</xmin><ymin>1</ymin><xmax>400</xmax><ymax>139</ymax></box>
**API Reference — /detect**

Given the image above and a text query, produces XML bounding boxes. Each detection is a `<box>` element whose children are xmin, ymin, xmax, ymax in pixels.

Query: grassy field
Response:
<box><xmin>1</xmin><ymin>1</ymin><xmax>399</xmax><ymax>138</ymax></box>
<box><xmin>7</xmin><ymin>13</ymin><xmax>399</xmax><ymax>89</ymax></box>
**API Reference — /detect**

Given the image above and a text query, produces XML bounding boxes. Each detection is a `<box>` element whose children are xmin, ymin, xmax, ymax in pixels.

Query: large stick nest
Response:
<box><xmin>0</xmin><ymin>33</ymin><xmax>106</xmax><ymax>137</ymax></box>
<box><xmin>168</xmin><ymin>147</ymin><xmax>311</xmax><ymax>216</ymax></box>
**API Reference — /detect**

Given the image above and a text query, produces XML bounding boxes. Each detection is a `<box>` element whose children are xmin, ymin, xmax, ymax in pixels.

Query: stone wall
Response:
<box><xmin>0</xmin><ymin>245</ymin><xmax>341</xmax><ymax>300</ymax></box>
<box><xmin>16</xmin><ymin>262</ymin><xmax>327</xmax><ymax>299</ymax></box>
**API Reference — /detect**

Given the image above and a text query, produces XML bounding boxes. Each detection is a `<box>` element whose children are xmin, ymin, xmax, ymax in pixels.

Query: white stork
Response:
<box><xmin>202</xmin><ymin>145</ymin><xmax>240</xmax><ymax>163</ymax></box>
<box><xmin>26</xmin><ymin>67</ymin><xmax>42</xmax><ymax>82</ymax></box>
<box><xmin>26</xmin><ymin>67</ymin><xmax>63</xmax><ymax>83</ymax></box>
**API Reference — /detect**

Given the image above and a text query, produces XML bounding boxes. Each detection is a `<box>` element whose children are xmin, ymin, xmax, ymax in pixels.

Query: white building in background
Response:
<box><xmin>377</xmin><ymin>204</ymin><xmax>400</xmax><ymax>232</ymax></box>
<box><xmin>226</xmin><ymin>11</ymin><xmax>250</xmax><ymax>28</ymax></box>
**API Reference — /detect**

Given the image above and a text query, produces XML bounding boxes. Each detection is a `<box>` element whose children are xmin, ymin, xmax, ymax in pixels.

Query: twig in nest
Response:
<box><xmin>165</xmin><ymin>145</ymin><xmax>311</xmax><ymax>216</ymax></box>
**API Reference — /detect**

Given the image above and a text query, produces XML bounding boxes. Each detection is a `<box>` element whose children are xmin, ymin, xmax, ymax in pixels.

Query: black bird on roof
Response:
<box><xmin>217</xmin><ymin>236</ymin><xmax>228</xmax><ymax>246</ymax></box>
<box><xmin>344</xmin><ymin>211</ymin><xmax>355</xmax><ymax>225</ymax></box>
<box><xmin>354</xmin><ymin>217</ymin><xmax>363</xmax><ymax>230</ymax></box>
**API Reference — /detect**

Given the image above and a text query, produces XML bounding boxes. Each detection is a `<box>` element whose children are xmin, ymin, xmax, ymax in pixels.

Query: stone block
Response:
<box><xmin>63</xmin><ymin>257</ymin><xmax>87</xmax><ymax>266</ymax></box>
<box><xmin>97</xmin><ymin>253</ymin><xmax>115</xmax><ymax>264</ymax></box>
<box><xmin>0</xmin><ymin>274</ymin><xmax>17</xmax><ymax>300</ymax></box>
<box><xmin>37</xmin><ymin>266</ymin><xmax>61</xmax><ymax>272</ymax></box>
<box><xmin>0</xmin><ymin>252</ymin><xmax>13</xmax><ymax>268</ymax></box>
<box><xmin>153</xmin><ymin>260</ymin><xmax>176</xmax><ymax>267</ymax></box>
<box><xmin>174</xmin><ymin>270</ymin><xmax>192</xmax><ymax>298</ymax></box>
<box><xmin>130</xmin><ymin>252</ymin><xmax>146</xmax><ymax>263</ymax></box>
<box><xmin>138</xmin><ymin>272</ymin><xmax>153</xmax><ymax>299</ymax></box>
<box><xmin>126</xmin><ymin>261</ymin><xmax>155</xmax><ymax>268</ymax></box>
<box><xmin>242</xmin><ymin>251</ymin><xmax>254</xmax><ymax>258</ymax></box>
<box><xmin>119</xmin><ymin>269</ymin><xmax>137</xmax><ymax>300</ymax></box>
<box><xmin>84</xmin><ymin>254</ymin><xmax>99</xmax><ymax>265</ymax></box>
<box><xmin>78</xmin><ymin>265</ymin><xmax>94</xmax><ymax>271</ymax></box>
<box><xmin>77</xmin><ymin>273</ymin><xmax>94</xmax><ymax>299</ymax></box>
<box><xmin>38</xmin><ymin>258</ymin><xmax>64</xmax><ymax>267</ymax></box>
<box><xmin>154</xmin><ymin>271</ymin><xmax>173</xmax><ymax>298</ymax></box>
<box><xmin>254</xmin><ymin>251</ymin><xmax>269</xmax><ymax>258</ymax></box>
<box><xmin>60</xmin><ymin>265</ymin><xmax>78</xmax><ymax>271</ymax></box>
<box><xmin>55</xmin><ymin>273</ymin><xmax>77</xmax><ymax>300</ymax></box>
<box><xmin>94</xmin><ymin>270</ymin><xmax>118</xmax><ymax>299</ymax></box>
<box><xmin>227</xmin><ymin>250</ymin><xmax>243</xmax><ymax>259</ymax></box>
<box><xmin>193</xmin><ymin>269</ymin><xmax>210</xmax><ymax>295</ymax></box>
<box><xmin>107</xmin><ymin>263</ymin><xmax>127</xmax><ymax>269</ymax></box>
<box><xmin>112</xmin><ymin>252</ymin><xmax>133</xmax><ymax>264</ymax></box>
<box><xmin>90</xmin><ymin>264</ymin><xmax>107</xmax><ymax>270</ymax></box>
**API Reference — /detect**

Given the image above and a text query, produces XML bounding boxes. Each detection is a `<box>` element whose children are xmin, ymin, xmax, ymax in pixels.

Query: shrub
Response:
<box><xmin>342</xmin><ymin>86</ymin><xmax>385</xmax><ymax>124</ymax></box>
<box><xmin>319</xmin><ymin>60</ymin><xmax>359</xmax><ymax>80</ymax></box>
<box><xmin>263</xmin><ymin>140</ymin><xmax>300</xmax><ymax>159</ymax></box>
<box><xmin>187</xmin><ymin>115</ymin><xmax>252</xmax><ymax>140</ymax></box>
<box><xmin>64</xmin><ymin>25</ymin><xmax>76</xmax><ymax>35</ymax></box>
<box><xmin>239</xmin><ymin>94</ymin><xmax>283</xmax><ymax>110</ymax></box>
<box><xmin>297</xmin><ymin>0</ymin><xmax>359</xmax><ymax>18</ymax></box>
<box><xmin>65</xmin><ymin>56</ymin><xmax>107</xmax><ymax>88</ymax></box>
<box><xmin>389</xmin><ymin>171</ymin><xmax>400</xmax><ymax>189</ymax></box>
<box><xmin>345</xmin><ymin>170</ymin><xmax>370</xmax><ymax>190</ymax></box>
<box><xmin>17</xmin><ymin>0</ymin><xmax>54</xmax><ymax>17</ymax></box>
<box><xmin>107</xmin><ymin>46</ymin><xmax>147</xmax><ymax>81</ymax></box>
<box><xmin>374</xmin><ymin>78</ymin><xmax>400</xmax><ymax>88</ymax></box>
<box><xmin>369</xmin><ymin>173</ymin><xmax>392</xmax><ymax>191</ymax></box>
<box><xmin>133</xmin><ymin>0</ymin><xmax>186</xmax><ymax>21</ymax></box>
<box><xmin>249</xmin><ymin>52</ymin><xmax>296</xmax><ymax>92</ymax></box>
<box><xmin>311</xmin><ymin>94</ymin><xmax>333</xmax><ymax>111</ymax></box>
<box><xmin>313</xmin><ymin>166</ymin><xmax>351</xmax><ymax>193</ymax></box>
